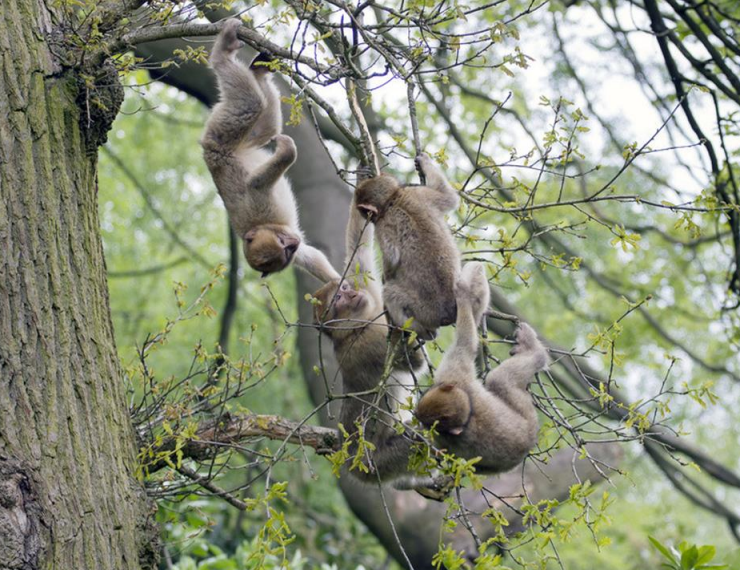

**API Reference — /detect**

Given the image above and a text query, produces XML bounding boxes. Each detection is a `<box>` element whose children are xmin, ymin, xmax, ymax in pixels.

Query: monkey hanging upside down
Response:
<box><xmin>416</xmin><ymin>262</ymin><xmax>549</xmax><ymax>473</ymax></box>
<box><xmin>201</xmin><ymin>20</ymin><xmax>339</xmax><ymax>282</ymax></box>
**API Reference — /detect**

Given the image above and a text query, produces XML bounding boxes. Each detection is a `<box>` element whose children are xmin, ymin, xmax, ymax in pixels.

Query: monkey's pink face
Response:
<box><xmin>244</xmin><ymin>227</ymin><xmax>300</xmax><ymax>277</ymax></box>
<box><xmin>312</xmin><ymin>280</ymin><xmax>369</xmax><ymax>328</ymax></box>
<box><xmin>331</xmin><ymin>281</ymin><xmax>368</xmax><ymax>315</ymax></box>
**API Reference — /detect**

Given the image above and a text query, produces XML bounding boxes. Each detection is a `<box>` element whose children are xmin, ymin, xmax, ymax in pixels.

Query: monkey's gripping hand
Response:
<box><xmin>510</xmin><ymin>323</ymin><xmax>549</xmax><ymax>371</ymax></box>
<box><xmin>414</xmin><ymin>152</ymin><xmax>460</xmax><ymax>212</ymax></box>
<box><xmin>211</xmin><ymin>19</ymin><xmax>244</xmax><ymax>64</ymax></box>
<box><xmin>414</xmin><ymin>152</ymin><xmax>434</xmax><ymax>179</ymax></box>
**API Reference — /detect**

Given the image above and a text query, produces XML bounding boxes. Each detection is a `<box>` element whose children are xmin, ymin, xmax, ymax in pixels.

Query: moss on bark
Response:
<box><xmin>0</xmin><ymin>1</ymin><xmax>156</xmax><ymax>568</ymax></box>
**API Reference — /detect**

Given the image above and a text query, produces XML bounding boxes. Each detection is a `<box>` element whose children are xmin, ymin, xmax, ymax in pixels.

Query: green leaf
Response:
<box><xmin>695</xmin><ymin>546</ymin><xmax>717</xmax><ymax>566</ymax></box>
<box><xmin>681</xmin><ymin>545</ymin><xmax>699</xmax><ymax>570</ymax></box>
<box><xmin>650</xmin><ymin>536</ymin><xmax>678</xmax><ymax>565</ymax></box>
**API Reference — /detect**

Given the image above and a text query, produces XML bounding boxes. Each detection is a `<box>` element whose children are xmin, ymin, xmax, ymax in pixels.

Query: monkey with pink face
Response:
<box><xmin>312</xmin><ymin>196</ymin><xmax>430</xmax><ymax>489</ymax></box>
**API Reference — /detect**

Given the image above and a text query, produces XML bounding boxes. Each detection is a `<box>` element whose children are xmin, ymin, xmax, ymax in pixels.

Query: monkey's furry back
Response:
<box><xmin>376</xmin><ymin>188</ymin><xmax>459</xmax><ymax>321</ymax></box>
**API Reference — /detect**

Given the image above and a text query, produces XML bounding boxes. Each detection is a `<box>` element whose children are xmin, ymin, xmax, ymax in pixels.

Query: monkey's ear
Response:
<box><xmin>357</xmin><ymin>203</ymin><xmax>378</xmax><ymax>219</ymax></box>
<box><xmin>439</xmin><ymin>384</ymin><xmax>455</xmax><ymax>392</ymax></box>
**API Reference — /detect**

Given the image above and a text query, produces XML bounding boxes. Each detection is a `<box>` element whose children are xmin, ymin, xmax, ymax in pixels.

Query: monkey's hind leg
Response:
<box><xmin>202</xmin><ymin>20</ymin><xmax>268</xmax><ymax>156</ymax></box>
<box><xmin>246</xmin><ymin>134</ymin><xmax>297</xmax><ymax>192</ymax></box>
<box><xmin>485</xmin><ymin>324</ymin><xmax>549</xmax><ymax>393</ymax></box>
<box><xmin>246</xmin><ymin>59</ymin><xmax>284</xmax><ymax>148</ymax></box>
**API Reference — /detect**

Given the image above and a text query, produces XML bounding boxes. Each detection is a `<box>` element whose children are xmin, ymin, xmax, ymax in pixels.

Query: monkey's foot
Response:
<box><xmin>218</xmin><ymin>19</ymin><xmax>244</xmax><ymax>53</ymax></box>
<box><xmin>457</xmin><ymin>262</ymin><xmax>490</xmax><ymax>317</ymax></box>
<box><xmin>271</xmin><ymin>134</ymin><xmax>297</xmax><ymax>161</ymax></box>
<box><xmin>510</xmin><ymin>323</ymin><xmax>540</xmax><ymax>355</ymax></box>
<box><xmin>414</xmin><ymin>474</ymin><xmax>455</xmax><ymax>502</ymax></box>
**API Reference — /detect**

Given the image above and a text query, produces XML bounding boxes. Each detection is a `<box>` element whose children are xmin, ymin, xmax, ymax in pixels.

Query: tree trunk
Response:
<box><xmin>0</xmin><ymin>2</ymin><xmax>155</xmax><ymax>568</ymax></box>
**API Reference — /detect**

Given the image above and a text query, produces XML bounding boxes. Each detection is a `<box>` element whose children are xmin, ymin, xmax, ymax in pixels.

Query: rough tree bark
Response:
<box><xmin>0</xmin><ymin>2</ymin><xmax>156</xmax><ymax>569</ymax></box>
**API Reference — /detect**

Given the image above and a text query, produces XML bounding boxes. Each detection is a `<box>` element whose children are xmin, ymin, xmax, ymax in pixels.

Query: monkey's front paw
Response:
<box><xmin>272</xmin><ymin>134</ymin><xmax>297</xmax><ymax>161</ymax></box>
<box><xmin>356</xmin><ymin>164</ymin><xmax>375</xmax><ymax>182</ymax></box>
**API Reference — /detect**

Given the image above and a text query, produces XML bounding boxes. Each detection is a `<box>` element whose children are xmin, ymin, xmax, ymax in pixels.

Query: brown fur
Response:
<box><xmin>313</xmin><ymin>201</ymin><xmax>428</xmax><ymax>488</ymax></box>
<box><xmin>355</xmin><ymin>154</ymin><xmax>461</xmax><ymax>340</ymax></box>
<box><xmin>201</xmin><ymin>20</ymin><xmax>339</xmax><ymax>282</ymax></box>
<box><xmin>415</xmin><ymin>263</ymin><xmax>549</xmax><ymax>473</ymax></box>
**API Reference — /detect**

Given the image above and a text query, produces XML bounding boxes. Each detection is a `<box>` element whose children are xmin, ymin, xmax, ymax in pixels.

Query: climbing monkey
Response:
<box><xmin>355</xmin><ymin>154</ymin><xmax>461</xmax><ymax>340</ymax></box>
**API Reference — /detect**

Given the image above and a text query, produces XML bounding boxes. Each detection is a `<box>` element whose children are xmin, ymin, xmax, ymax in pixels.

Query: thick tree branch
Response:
<box><xmin>145</xmin><ymin>413</ymin><xmax>341</xmax><ymax>474</ymax></box>
<box><xmin>116</xmin><ymin>21</ymin><xmax>337</xmax><ymax>76</ymax></box>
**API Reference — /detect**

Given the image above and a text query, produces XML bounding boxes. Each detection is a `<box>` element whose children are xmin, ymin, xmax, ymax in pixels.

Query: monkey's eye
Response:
<box><xmin>340</xmin><ymin>282</ymin><xmax>351</xmax><ymax>292</ymax></box>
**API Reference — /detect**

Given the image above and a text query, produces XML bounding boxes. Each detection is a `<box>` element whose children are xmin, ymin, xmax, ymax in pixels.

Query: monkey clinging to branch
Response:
<box><xmin>201</xmin><ymin>20</ymin><xmax>340</xmax><ymax>281</ymax></box>
<box><xmin>415</xmin><ymin>262</ymin><xmax>549</xmax><ymax>473</ymax></box>
<box><xmin>312</xmin><ymin>199</ymin><xmax>430</xmax><ymax>489</ymax></box>
<box><xmin>355</xmin><ymin>153</ymin><xmax>461</xmax><ymax>340</ymax></box>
